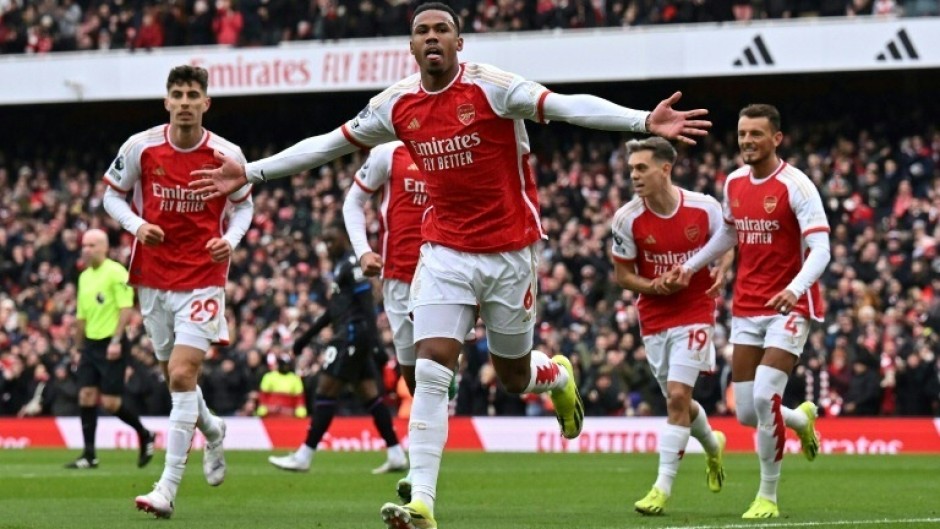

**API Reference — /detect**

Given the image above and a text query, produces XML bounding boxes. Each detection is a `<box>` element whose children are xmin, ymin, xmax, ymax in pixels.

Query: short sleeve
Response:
<box><xmin>721</xmin><ymin>178</ymin><xmax>735</xmax><ymax>225</ymax></box>
<box><xmin>471</xmin><ymin>63</ymin><xmax>550</xmax><ymax>122</ymax></box>
<box><xmin>340</xmin><ymin>83</ymin><xmax>407</xmax><ymax>149</ymax></box>
<box><xmin>788</xmin><ymin>173</ymin><xmax>830</xmax><ymax>236</ymax></box>
<box><xmin>355</xmin><ymin>143</ymin><xmax>397</xmax><ymax>193</ymax></box>
<box><xmin>103</xmin><ymin>137</ymin><xmax>144</xmax><ymax>192</ymax></box>
<box><xmin>610</xmin><ymin>206</ymin><xmax>638</xmax><ymax>262</ymax></box>
<box><xmin>705</xmin><ymin>196</ymin><xmax>724</xmax><ymax>237</ymax></box>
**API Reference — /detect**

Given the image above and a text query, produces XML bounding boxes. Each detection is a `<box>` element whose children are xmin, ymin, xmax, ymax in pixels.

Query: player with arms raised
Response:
<box><xmin>190</xmin><ymin>4</ymin><xmax>710</xmax><ymax>527</ymax></box>
<box><xmin>611</xmin><ymin>137</ymin><xmax>730</xmax><ymax>516</ymax></box>
<box><xmin>666</xmin><ymin>104</ymin><xmax>829</xmax><ymax>519</ymax></box>
<box><xmin>102</xmin><ymin>65</ymin><xmax>254</xmax><ymax>518</ymax></box>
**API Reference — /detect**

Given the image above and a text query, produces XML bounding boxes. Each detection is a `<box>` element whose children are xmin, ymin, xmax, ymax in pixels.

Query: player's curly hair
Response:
<box><xmin>412</xmin><ymin>2</ymin><xmax>461</xmax><ymax>35</ymax></box>
<box><xmin>166</xmin><ymin>65</ymin><xmax>209</xmax><ymax>93</ymax></box>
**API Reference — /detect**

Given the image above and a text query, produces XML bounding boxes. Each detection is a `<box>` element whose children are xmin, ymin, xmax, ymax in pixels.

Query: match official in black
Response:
<box><xmin>66</xmin><ymin>229</ymin><xmax>155</xmax><ymax>469</ymax></box>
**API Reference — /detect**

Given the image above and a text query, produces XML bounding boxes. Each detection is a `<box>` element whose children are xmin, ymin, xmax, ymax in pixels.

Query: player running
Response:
<box><xmin>666</xmin><ymin>104</ymin><xmax>829</xmax><ymax>519</ymax></box>
<box><xmin>102</xmin><ymin>65</ymin><xmax>254</xmax><ymax>519</ymax></box>
<box><xmin>190</xmin><ymin>4</ymin><xmax>710</xmax><ymax>527</ymax></box>
<box><xmin>611</xmin><ymin>137</ymin><xmax>730</xmax><ymax>515</ymax></box>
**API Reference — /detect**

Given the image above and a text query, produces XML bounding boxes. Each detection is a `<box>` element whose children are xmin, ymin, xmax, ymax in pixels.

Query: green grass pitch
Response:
<box><xmin>1</xmin><ymin>449</ymin><xmax>939</xmax><ymax>528</ymax></box>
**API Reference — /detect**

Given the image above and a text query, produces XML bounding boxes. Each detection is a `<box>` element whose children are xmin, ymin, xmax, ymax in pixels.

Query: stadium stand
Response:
<box><xmin>1</xmin><ymin>70</ymin><xmax>938</xmax><ymax>419</ymax></box>
<box><xmin>1</xmin><ymin>0</ymin><xmax>939</xmax><ymax>55</ymax></box>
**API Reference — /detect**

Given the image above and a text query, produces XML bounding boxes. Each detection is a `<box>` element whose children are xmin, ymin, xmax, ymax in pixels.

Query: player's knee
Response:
<box><xmin>100</xmin><ymin>396</ymin><xmax>121</xmax><ymax>413</ymax></box>
<box><xmin>666</xmin><ymin>390</ymin><xmax>690</xmax><ymax>412</ymax></box>
<box><xmin>414</xmin><ymin>358</ymin><xmax>452</xmax><ymax>393</ymax></box>
<box><xmin>78</xmin><ymin>387</ymin><xmax>97</xmax><ymax>406</ymax></box>
<box><xmin>167</xmin><ymin>364</ymin><xmax>198</xmax><ymax>392</ymax></box>
<box><xmin>735</xmin><ymin>395</ymin><xmax>758</xmax><ymax>427</ymax></box>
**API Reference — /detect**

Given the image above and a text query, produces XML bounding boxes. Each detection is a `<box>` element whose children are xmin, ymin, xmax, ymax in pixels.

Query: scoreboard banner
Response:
<box><xmin>2</xmin><ymin>416</ymin><xmax>939</xmax><ymax>454</ymax></box>
<box><xmin>0</xmin><ymin>17</ymin><xmax>938</xmax><ymax>105</ymax></box>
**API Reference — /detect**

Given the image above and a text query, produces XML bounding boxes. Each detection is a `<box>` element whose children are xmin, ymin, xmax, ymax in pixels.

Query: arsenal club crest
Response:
<box><xmin>685</xmin><ymin>225</ymin><xmax>701</xmax><ymax>242</ymax></box>
<box><xmin>763</xmin><ymin>196</ymin><xmax>778</xmax><ymax>214</ymax></box>
<box><xmin>457</xmin><ymin>103</ymin><xmax>475</xmax><ymax>125</ymax></box>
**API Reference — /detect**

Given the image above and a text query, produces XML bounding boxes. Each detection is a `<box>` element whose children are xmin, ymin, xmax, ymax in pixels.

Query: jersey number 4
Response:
<box><xmin>190</xmin><ymin>299</ymin><xmax>220</xmax><ymax>322</ymax></box>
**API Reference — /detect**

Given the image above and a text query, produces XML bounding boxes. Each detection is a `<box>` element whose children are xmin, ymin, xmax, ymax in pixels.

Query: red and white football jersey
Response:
<box><xmin>723</xmin><ymin>161</ymin><xmax>830</xmax><ymax>321</ymax></box>
<box><xmin>611</xmin><ymin>189</ymin><xmax>723</xmax><ymax>336</ymax></box>
<box><xmin>103</xmin><ymin>125</ymin><xmax>251</xmax><ymax>291</ymax></box>
<box><xmin>340</xmin><ymin>62</ymin><xmax>549</xmax><ymax>253</ymax></box>
<box><xmin>354</xmin><ymin>141</ymin><xmax>427</xmax><ymax>283</ymax></box>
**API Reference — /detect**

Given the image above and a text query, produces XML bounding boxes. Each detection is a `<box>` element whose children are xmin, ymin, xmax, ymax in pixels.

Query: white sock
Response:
<box><xmin>195</xmin><ymin>385</ymin><xmax>222</xmax><ymax>442</ymax></box>
<box><xmin>782</xmin><ymin>403</ymin><xmax>808</xmax><ymax>431</ymax></box>
<box><xmin>689</xmin><ymin>401</ymin><xmax>719</xmax><ymax>455</ymax></box>
<box><xmin>733</xmin><ymin>381</ymin><xmax>757</xmax><ymax>427</ymax></box>
<box><xmin>409</xmin><ymin>358</ymin><xmax>452</xmax><ymax>514</ymax></box>
<box><xmin>158</xmin><ymin>391</ymin><xmax>198</xmax><ymax>499</ymax></box>
<box><xmin>653</xmin><ymin>424</ymin><xmax>689</xmax><ymax>496</ymax></box>
<box><xmin>388</xmin><ymin>443</ymin><xmax>406</xmax><ymax>463</ymax></box>
<box><xmin>754</xmin><ymin>366</ymin><xmax>789</xmax><ymax>503</ymax></box>
<box><xmin>296</xmin><ymin>443</ymin><xmax>314</xmax><ymax>464</ymax></box>
<box><xmin>523</xmin><ymin>350</ymin><xmax>569</xmax><ymax>393</ymax></box>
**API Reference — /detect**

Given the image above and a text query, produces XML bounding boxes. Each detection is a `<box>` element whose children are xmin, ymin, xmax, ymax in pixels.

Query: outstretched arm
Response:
<box><xmin>542</xmin><ymin>91</ymin><xmax>711</xmax><ymax>145</ymax></box>
<box><xmin>190</xmin><ymin>129</ymin><xmax>359</xmax><ymax>200</ymax></box>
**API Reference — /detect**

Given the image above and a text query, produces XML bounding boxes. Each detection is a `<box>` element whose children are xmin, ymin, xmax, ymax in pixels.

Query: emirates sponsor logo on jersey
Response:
<box><xmin>152</xmin><ymin>183</ymin><xmax>208</xmax><ymax>213</ymax></box>
<box><xmin>685</xmin><ymin>225</ymin><xmax>701</xmax><ymax>242</ymax></box>
<box><xmin>642</xmin><ymin>248</ymin><xmax>697</xmax><ymax>275</ymax></box>
<box><xmin>457</xmin><ymin>103</ymin><xmax>476</xmax><ymax>125</ymax></box>
<box><xmin>404</xmin><ymin>177</ymin><xmax>429</xmax><ymax>206</ymax></box>
<box><xmin>409</xmin><ymin>133</ymin><xmax>482</xmax><ymax>172</ymax></box>
<box><xmin>763</xmin><ymin>196</ymin><xmax>778</xmax><ymax>213</ymax></box>
<box><xmin>734</xmin><ymin>216</ymin><xmax>780</xmax><ymax>245</ymax></box>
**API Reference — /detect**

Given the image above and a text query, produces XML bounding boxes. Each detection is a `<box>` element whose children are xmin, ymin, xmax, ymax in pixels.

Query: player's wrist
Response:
<box><xmin>644</xmin><ymin>112</ymin><xmax>652</xmax><ymax>133</ymax></box>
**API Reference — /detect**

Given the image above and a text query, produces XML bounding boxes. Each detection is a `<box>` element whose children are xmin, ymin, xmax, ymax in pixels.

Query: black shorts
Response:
<box><xmin>321</xmin><ymin>324</ymin><xmax>379</xmax><ymax>383</ymax></box>
<box><xmin>76</xmin><ymin>337</ymin><xmax>126</xmax><ymax>396</ymax></box>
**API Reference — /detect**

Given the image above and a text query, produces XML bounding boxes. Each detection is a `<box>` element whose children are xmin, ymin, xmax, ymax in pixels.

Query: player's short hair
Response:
<box><xmin>166</xmin><ymin>65</ymin><xmax>209</xmax><ymax>93</ymax></box>
<box><xmin>412</xmin><ymin>2</ymin><xmax>461</xmax><ymax>35</ymax></box>
<box><xmin>625</xmin><ymin>137</ymin><xmax>677</xmax><ymax>166</ymax></box>
<box><xmin>739</xmin><ymin>104</ymin><xmax>781</xmax><ymax>132</ymax></box>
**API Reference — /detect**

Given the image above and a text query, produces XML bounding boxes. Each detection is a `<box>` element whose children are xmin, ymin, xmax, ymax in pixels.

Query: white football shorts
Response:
<box><xmin>138</xmin><ymin>286</ymin><xmax>229</xmax><ymax>361</ymax></box>
<box><xmin>730</xmin><ymin>314</ymin><xmax>810</xmax><ymax>356</ymax></box>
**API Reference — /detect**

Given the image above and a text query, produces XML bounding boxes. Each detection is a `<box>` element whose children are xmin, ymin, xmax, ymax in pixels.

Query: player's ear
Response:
<box><xmin>204</xmin><ymin>96</ymin><xmax>211</xmax><ymax>111</ymax></box>
<box><xmin>164</xmin><ymin>96</ymin><xmax>171</xmax><ymax>112</ymax></box>
<box><xmin>773</xmin><ymin>130</ymin><xmax>783</xmax><ymax>147</ymax></box>
<box><xmin>456</xmin><ymin>36</ymin><xmax>463</xmax><ymax>52</ymax></box>
<box><xmin>409</xmin><ymin>39</ymin><xmax>416</xmax><ymax>58</ymax></box>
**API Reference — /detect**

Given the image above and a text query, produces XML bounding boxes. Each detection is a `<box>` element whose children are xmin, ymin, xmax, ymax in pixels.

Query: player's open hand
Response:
<box><xmin>766</xmin><ymin>289</ymin><xmax>798</xmax><ymax>315</ymax></box>
<box><xmin>136</xmin><ymin>223</ymin><xmax>165</xmax><ymax>246</ymax></box>
<box><xmin>206</xmin><ymin>238</ymin><xmax>232</xmax><ymax>262</ymax></box>
<box><xmin>705</xmin><ymin>266</ymin><xmax>728</xmax><ymax>298</ymax></box>
<box><xmin>190</xmin><ymin>150</ymin><xmax>248</xmax><ymax>201</ymax></box>
<box><xmin>360</xmin><ymin>252</ymin><xmax>383</xmax><ymax>277</ymax></box>
<box><xmin>648</xmin><ymin>91</ymin><xmax>711</xmax><ymax>145</ymax></box>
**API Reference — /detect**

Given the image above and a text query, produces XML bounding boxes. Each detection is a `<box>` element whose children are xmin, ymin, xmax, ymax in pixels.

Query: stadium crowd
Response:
<box><xmin>1</xmin><ymin>0</ymin><xmax>938</xmax><ymax>54</ymax></box>
<box><xmin>1</xmin><ymin>101</ymin><xmax>939</xmax><ymax>420</ymax></box>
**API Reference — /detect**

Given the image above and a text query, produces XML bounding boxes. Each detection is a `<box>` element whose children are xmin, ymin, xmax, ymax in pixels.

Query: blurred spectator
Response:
<box><xmin>4</xmin><ymin>0</ymin><xmax>940</xmax><ymax>55</ymax></box>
